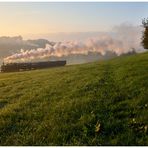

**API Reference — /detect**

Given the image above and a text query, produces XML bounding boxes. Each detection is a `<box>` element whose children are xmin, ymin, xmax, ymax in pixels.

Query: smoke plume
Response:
<box><xmin>4</xmin><ymin>23</ymin><xmax>145</xmax><ymax>63</ymax></box>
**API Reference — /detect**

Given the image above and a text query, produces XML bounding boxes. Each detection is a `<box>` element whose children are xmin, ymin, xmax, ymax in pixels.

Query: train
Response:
<box><xmin>1</xmin><ymin>60</ymin><xmax>66</xmax><ymax>72</ymax></box>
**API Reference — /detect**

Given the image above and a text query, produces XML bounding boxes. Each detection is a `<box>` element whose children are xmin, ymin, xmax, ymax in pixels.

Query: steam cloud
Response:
<box><xmin>4</xmin><ymin>23</ymin><xmax>145</xmax><ymax>63</ymax></box>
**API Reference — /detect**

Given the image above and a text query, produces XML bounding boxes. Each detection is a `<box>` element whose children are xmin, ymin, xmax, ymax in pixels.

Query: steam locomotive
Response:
<box><xmin>1</xmin><ymin>60</ymin><xmax>66</xmax><ymax>72</ymax></box>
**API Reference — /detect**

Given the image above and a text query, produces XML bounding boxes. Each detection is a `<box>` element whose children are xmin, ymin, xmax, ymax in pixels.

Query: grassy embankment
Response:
<box><xmin>0</xmin><ymin>52</ymin><xmax>148</xmax><ymax>145</ymax></box>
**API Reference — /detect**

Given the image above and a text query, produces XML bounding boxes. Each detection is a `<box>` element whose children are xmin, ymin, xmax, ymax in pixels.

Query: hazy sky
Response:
<box><xmin>0</xmin><ymin>2</ymin><xmax>148</xmax><ymax>39</ymax></box>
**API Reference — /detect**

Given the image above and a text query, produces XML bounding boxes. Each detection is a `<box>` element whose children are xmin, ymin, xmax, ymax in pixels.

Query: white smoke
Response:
<box><xmin>4</xmin><ymin>23</ymin><xmax>145</xmax><ymax>63</ymax></box>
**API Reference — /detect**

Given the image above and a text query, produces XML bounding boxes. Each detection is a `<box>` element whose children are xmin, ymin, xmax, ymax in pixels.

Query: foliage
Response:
<box><xmin>142</xmin><ymin>18</ymin><xmax>148</xmax><ymax>49</ymax></box>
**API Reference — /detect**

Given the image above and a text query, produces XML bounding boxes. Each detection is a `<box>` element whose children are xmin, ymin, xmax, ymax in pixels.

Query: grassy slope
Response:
<box><xmin>0</xmin><ymin>52</ymin><xmax>148</xmax><ymax>146</ymax></box>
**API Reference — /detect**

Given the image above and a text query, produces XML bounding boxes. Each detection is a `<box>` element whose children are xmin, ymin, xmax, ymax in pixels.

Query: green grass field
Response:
<box><xmin>0</xmin><ymin>52</ymin><xmax>148</xmax><ymax>145</ymax></box>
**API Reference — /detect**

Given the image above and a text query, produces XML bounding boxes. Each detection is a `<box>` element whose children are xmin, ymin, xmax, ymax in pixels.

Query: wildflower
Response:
<box><xmin>95</xmin><ymin>121</ymin><xmax>101</xmax><ymax>133</ymax></box>
<box><xmin>132</xmin><ymin>118</ymin><xmax>136</xmax><ymax>123</ymax></box>
<box><xmin>144</xmin><ymin>125</ymin><xmax>147</xmax><ymax>133</ymax></box>
<box><xmin>91</xmin><ymin>111</ymin><xmax>94</xmax><ymax>114</ymax></box>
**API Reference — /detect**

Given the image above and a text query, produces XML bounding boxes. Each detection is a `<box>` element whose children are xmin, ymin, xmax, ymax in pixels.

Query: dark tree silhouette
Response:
<box><xmin>142</xmin><ymin>18</ymin><xmax>148</xmax><ymax>49</ymax></box>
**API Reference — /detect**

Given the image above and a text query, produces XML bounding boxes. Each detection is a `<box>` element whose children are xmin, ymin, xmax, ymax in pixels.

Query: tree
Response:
<box><xmin>142</xmin><ymin>18</ymin><xmax>148</xmax><ymax>49</ymax></box>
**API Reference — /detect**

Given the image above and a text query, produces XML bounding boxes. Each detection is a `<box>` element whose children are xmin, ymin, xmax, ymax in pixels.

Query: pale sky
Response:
<box><xmin>0</xmin><ymin>2</ymin><xmax>148</xmax><ymax>39</ymax></box>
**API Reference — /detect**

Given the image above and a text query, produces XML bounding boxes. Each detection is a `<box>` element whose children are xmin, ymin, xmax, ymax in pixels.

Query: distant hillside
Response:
<box><xmin>0</xmin><ymin>36</ymin><xmax>54</xmax><ymax>59</ymax></box>
<box><xmin>26</xmin><ymin>39</ymin><xmax>55</xmax><ymax>48</ymax></box>
<box><xmin>0</xmin><ymin>51</ymin><xmax>147</xmax><ymax>145</ymax></box>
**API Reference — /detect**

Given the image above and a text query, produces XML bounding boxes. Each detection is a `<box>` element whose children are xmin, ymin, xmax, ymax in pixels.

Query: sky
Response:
<box><xmin>0</xmin><ymin>2</ymin><xmax>148</xmax><ymax>40</ymax></box>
